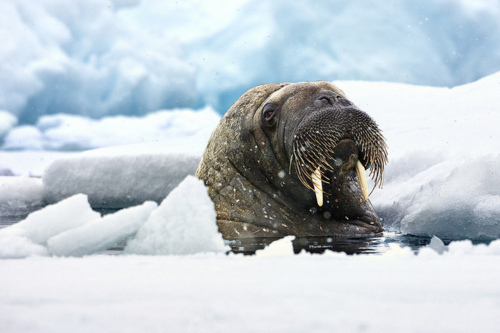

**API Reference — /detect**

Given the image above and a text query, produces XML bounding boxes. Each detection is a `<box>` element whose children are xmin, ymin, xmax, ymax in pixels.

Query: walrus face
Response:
<box><xmin>261</xmin><ymin>83</ymin><xmax>387</xmax><ymax>215</ymax></box>
<box><xmin>196</xmin><ymin>81</ymin><xmax>388</xmax><ymax>238</ymax></box>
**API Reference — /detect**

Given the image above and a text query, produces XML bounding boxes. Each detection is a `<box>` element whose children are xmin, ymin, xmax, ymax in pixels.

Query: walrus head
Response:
<box><xmin>196</xmin><ymin>81</ymin><xmax>388</xmax><ymax>239</ymax></box>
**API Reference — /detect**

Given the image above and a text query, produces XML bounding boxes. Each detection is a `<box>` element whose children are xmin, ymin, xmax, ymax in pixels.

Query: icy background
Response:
<box><xmin>2</xmin><ymin>0</ymin><xmax>500</xmax><ymax>331</ymax></box>
<box><xmin>2</xmin><ymin>0</ymin><xmax>500</xmax><ymax>123</ymax></box>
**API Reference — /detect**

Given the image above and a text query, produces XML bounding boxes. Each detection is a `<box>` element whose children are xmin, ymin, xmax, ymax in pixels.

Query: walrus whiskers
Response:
<box><xmin>291</xmin><ymin>108</ymin><xmax>388</xmax><ymax>200</ymax></box>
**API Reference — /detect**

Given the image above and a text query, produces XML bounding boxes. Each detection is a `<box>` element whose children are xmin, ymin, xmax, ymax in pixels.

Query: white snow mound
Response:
<box><xmin>125</xmin><ymin>176</ymin><xmax>227</xmax><ymax>255</ymax></box>
<box><xmin>0</xmin><ymin>194</ymin><xmax>99</xmax><ymax>245</ymax></box>
<box><xmin>48</xmin><ymin>201</ymin><xmax>157</xmax><ymax>257</ymax></box>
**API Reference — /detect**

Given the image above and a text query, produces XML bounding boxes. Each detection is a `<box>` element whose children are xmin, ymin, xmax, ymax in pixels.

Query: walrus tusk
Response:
<box><xmin>311</xmin><ymin>167</ymin><xmax>323</xmax><ymax>207</ymax></box>
<box><xmin>356</xmin><ymin>160</ymin><xmax>369</xmax><ymax>200</ymax></box>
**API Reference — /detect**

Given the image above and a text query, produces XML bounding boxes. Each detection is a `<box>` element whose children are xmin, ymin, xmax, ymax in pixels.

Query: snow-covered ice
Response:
<box><xmin>0</xmin><ymin>0</ymin><xmax>196</xmax><ymax>123</ymax></box>
<box><xmin>0</xmin><ymin>151</ymin><xmax>71</xmax><ymax>177</ymax></box>
<box><xmin>125</xmin><ymin>176</ymin><xmax>227</xmax><ymax>255</ymax></box>
<box><xmin>2</xmin><ymin>241</ymin><xmax>500</xmax><ymax>332</ymax></box>
<box><xmin>426</xmin><ymin>235</ymin><xmax>449</xmax><ymax>255</ymax></box>
<box><xmin>43</xmin><ymin>152</ymin><xmax>200</xmax><ymax>209</ymax></box>
<box><xmin>121</xmin><ymin>0</ymin><xmax>500</xmax><ymax>111</ymax></box>
<box><xmin>0</xmin><ymin>194</ymin><xmax>99</xmax><ymax>245</ymax></box>
<box><xmin>3</xmin><ymin>106</ymin><xmax>220</xmax><ymax>151</ymax></box>
<box><xmin>0</xmin><ymin>194</ymin><xmax>99</xmax><ymax>259</ymax></box>
<box><xmin>0</xmin><ymin>176</ymin><xmax>44</xmax><ymax>217</ymax></box>
<box><xmin>3</xmin><ymin>0</ymin><xmax>500</xmax><ymax>121</ymax></box>
<box><xmin>1</xmin><ymin>176</ymin><xmax>225</xmax><ymax>258</ymax></box>
<box><xmin>48</xmin><ymin>201</ymin><xmax>157</xmax><ymax>257</ymax></box>
<box><xmin>0</xmin><ymin>110</ymin><xmax>17</xmax><ymax>141</ymax></box>
<box><xmin>0</xmin><ymin>231</ymin><xmax>48</xmax><ymax>259</ymax></box>
<box><xmin>255</xmin><ymin>236</ymin><xmax>295</xmax><ymax>257</ymax></box>
<box><xmin>398</xmin><ymin>155</ymin><xmax>500</xmax><ymax>240</ymax></box>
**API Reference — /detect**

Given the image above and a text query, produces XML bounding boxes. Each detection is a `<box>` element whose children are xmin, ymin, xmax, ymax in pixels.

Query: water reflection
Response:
<box><xmin>227</xmin><ymin>233</ymin><xmax>498</xmax><ymax>255</ymax></box>
<box><xmin>226</xmin><ymin>233</ymin><xmax>442</xmax><ymax>255</ymax></box>
<box><xmin>228</xmin><ymin>234</ymin><xmax>383</xmax><ymax>255</ymax></box>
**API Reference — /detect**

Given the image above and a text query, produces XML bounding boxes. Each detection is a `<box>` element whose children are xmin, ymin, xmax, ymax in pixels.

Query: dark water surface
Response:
<box><xmin>226</xmin><ymin>233</ymin><xmax>496</xmax><ymax>255</ymax></box>
<box><xmin>1</xmin><ymin>217</ymin><xmax>492</xmax><ymax>256</ymax></box>
<box><xmin>226</xmin><ymin>233</ymin><xmax>432</xmax><ymax>255</ymax></box>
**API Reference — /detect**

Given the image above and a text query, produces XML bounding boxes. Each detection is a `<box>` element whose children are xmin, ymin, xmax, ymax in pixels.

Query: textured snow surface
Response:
<box><xmin>125</xmin><ymin>176</ymin><xmax>227</xmax><ymax>255</ymax></box>
<box><xmin>0</xmin><ymin>0</ymin><xmax>196</xmax><ymax>123</ymax></box>
<box><xmin>0</xmin><ymin>176</ymin><xmax>44</xmax><ymax>216</ymax></box>
<box><xmin>1</xmin><ymin>240</ymin><xmax>500</xmax><ymax>332</ymax></box>
<box><xmin>3</xmin><ymin>106</ymin><xmax>220</xmax><ymax>152</ymax></box>
<box><xmin>43</xmin><ymin>152</ymin><xmax>200</xmax><ymax>208</ymax></box>
<box><xmin>0</xmin><ymin>194</ymin><xmax>99</xmax><ymax>259</ymax></box>
<box><xmin>47</xmin><ymin>201</ymin><xmax>157</xmax><ymax>257</ymax></box>
<box><xmin>0</xmin><ymin>194</ymin><xmax>99</xmax><ymax>245</ymax></box>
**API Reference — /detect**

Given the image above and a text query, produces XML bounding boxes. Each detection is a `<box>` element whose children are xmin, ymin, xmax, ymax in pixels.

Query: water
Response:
<box><xmin>2</xmin><ymin>215</ymin><xmax>492</xmax><ymax>256</ymax></box>
<box><xmin>226</xmin><ymin>233</ymin><xmax>426</xmax><ymax>255</ymax></box>
<box><xmin>226</xmin><ymin>233</ymin><xmax>495</xmax><ymax>255</ymax></box>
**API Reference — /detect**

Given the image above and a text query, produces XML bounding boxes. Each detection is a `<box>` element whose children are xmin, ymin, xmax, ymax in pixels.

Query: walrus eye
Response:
<box><xmin>319</xmin><ymin>96</ymin><xmax>333</xmax><ymax>106</ymax></box>
<box><xmin>262</xmin><ymin>104</ymin><xmax>276</xmax><ymax>123</ymax></box>
<box><xmin>314</xmin><ymin>96</ymin><xmax>333</xmax><ymax>107</ymax></box>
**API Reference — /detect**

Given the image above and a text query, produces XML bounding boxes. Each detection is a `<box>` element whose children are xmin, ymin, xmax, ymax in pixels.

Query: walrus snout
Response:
<box><xmin>291</xmin><ymin>105</ymin><xmax>387</xmax><ymax>206</ymax></box>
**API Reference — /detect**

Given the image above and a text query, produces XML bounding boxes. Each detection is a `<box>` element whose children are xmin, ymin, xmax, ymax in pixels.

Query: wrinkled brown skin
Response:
<box><xmin>195</xmin><ymin>81</ymin><xmax>384</xmax><ymax>239</ymax></box>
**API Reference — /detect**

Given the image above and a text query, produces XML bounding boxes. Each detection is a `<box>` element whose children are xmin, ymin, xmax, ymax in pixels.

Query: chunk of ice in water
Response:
<box><xmin>47</xmin><ymin>201</ymin><xmax>157</xmax><ymax>257</ymax></box>
<box><xmin>427</xmin><ymin>236</ymin><xmax>448</xmax><ymax>254</ymax></box>
<box><xmin>0</xmin><ymin>194</ymin><xmax>99</xmax><ymax>245</ymax></box>
<box><xmin>0</xmin><ymin>233</ymin><xmax>48</xmax><ymax>259</ymax></box>
<box><xmin>124</xmin><ymin>176</ymin><xmax>227</xmax><ymax>255</ymax></box>
<box><xmin>256</xmin><ymin>236</ymin><xmax>295</xmax><ymax>256</ymax></box>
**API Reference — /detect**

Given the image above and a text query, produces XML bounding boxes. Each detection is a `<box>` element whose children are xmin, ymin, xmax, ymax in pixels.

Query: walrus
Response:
<box><xmin>196</xmin><ymin>81</ymin><xmax>388</xmax><ymax>239</ymax></box>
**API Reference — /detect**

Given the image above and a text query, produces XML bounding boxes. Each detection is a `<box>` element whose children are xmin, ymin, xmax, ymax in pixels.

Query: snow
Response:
<box><xmin>0</xmin><ymin>194</ymin><xmax>99</xmax><ymax>259</ymax></box>
<box><xmin>0</xmin><ymin>194</ymin><xmax>99</xmax><ymax>245</ymax></box>
<box><xmin>121</xmin><ymin>0</ymin><xmax>500</xmax><ymax>112</ymax></box>
<box><xmin>0</xmin><ymin>231</ymin><xmax>48</xmax><ymax>259</ymax></box>
<box><xmin>0</xmin><ymin>0</ymin><xmax>196</xmax><ymax>123</ymax></box>
<box><xmin>0</xmin><ymin>151</ymin><xmax>70</xmax><ymax>177</ymax></box>
<box><xmin>48</xmin><ymin>201</ymin><xmax>157</xmax><ymax>257</ymax></box>
<box><xmin>398</xmin><ymin>155</ymin><xmax>500</xmax><ymax>240</ymax></box>
<box><xmin>1</xmin><ymin>241</ymin><xmax>500</xmax><ymax>332</ymax></box>
<box><xmin>2</xmin><ymin>0</ymin><xmax>500</xmax><ymax>121</ymax></box>
<box><xmin>3</xmin><ymin>106</ymin><xmax>220</xmax><ymax>151</ymax></box>
<box><xmin>255</xmin><ymin>235</ymin><xmax>295</xmax><ymax>257</ymax></box>
<box><xmin>0</xmin><ymin>176</ymin><xmax>44</xmax><ymax>217</ymax></box>
<box><xmin>0</xmin><ymin>111</ymin><xmax>17</xmax><ymax>140</ymax></box>
<box><xmin>125</xmin><ymin>176</ymin><xmax>227</xmax><ymax>255</ymax></box>
<box><xmin>43</xmin><ymin>152</ymin><xmax>200</xmax><ymax>209</ymax></box>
